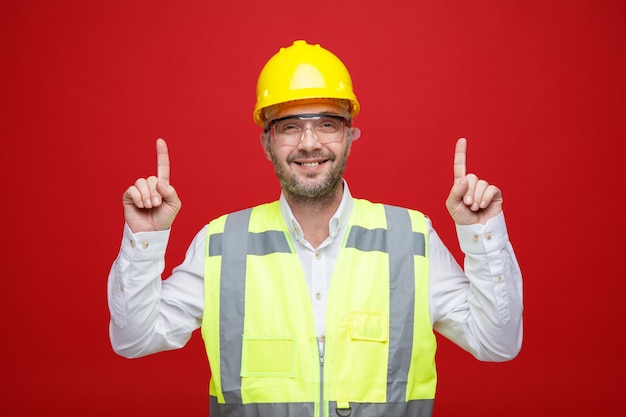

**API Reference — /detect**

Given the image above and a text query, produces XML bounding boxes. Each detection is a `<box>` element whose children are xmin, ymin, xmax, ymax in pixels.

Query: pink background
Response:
<box><xmin>2</xmin><ymin>1</ymin><xmax>624</xmax><ymax>415</ymax></box>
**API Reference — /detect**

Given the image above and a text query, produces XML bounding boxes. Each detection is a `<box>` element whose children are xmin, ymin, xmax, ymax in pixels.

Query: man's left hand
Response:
<box><xmin>445</xmin><ymin>138</ymin><xmax>503</xmax><ymax>225</ymax></box>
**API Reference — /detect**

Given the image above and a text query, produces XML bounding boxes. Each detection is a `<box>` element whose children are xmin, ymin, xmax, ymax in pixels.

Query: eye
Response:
<box><xmin>317</xmin><ymin>118</ymin><xmax>341</xmax><ymax>133</ymax></box>
<box><xmin>276</xmin><ymin>122</ymin><xmax>301</xmax><ymax>134</ymax></box>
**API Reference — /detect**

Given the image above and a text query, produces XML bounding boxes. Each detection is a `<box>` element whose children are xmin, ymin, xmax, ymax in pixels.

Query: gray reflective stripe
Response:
<box><xmin>209</xmin><ymin>397</ymin><xmax>433</xmax><ymax>417</ymax></box>
<box><xmin>413</xmin><ymin>231</ymin><xmax>426</xmax><ymax>257</ymax></box>
<box><xmin>345</xmin><ymin>224</ymin><xmax>425</xmax><ymax>256</ymax></box>
<box><xmin>215</xmin><ymin>209</ymin><xmax>293</xmax><ymax>404</ymax></box>
<box><xmin>330</xmin><ymin>399</ymin><xmax>434</xmax><ymax>417</ymax></box>
<box><xmin>345</xmin><ymin>226</ymin><xmax>387</xmax><ymax>252</ymax></box>
<box><xmin>384</xmin><ymin>205</ymin><xmax>416</xmax><ymax>402</ymax></box>
<box><xmin>208</xmin><ymin>233</ymin><xmax>223</xmax><ymax>257</ymax></box>
<box><xmin>210</xmin><ymin>396</ymin><xmax>315</xmax><ymax>417</ymax></box>
<box><xmin>248</xmin><ymin>230</ymin><xmax>291</xmax><ymax>255</ymax></box>
<box><xmin>218</xmin><ymin>208</ymin><xmax>252</xmax><ymax>403</ymax></box>
<box><xmin>209</xmin><ymin>231</ymin><xmax>291</xmax><ymax>257</ymax></box>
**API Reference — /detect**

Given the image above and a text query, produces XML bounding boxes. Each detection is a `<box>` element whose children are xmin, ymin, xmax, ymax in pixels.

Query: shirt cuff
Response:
<box><xmin>120</xmin><ymin>223</ymin><xmax>171</xmax><ymax>261</ymax></box>
<box><xmin>456</xmin><ymin>212</ymin><xmax>509</xmax><ymax>255</ymax></box>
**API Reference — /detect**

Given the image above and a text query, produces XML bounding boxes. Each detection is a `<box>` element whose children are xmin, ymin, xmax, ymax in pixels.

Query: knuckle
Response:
<box><xmin>134</xmin><ymin>178</ymin><xmax>147</xmax><ymax>187</ymax></box>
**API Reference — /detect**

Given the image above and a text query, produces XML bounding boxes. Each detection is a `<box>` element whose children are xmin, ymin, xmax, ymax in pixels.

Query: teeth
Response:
<box><xmin>301</xmin><ymin>162</ymin><xmax>320</xmax><ymax>167</ymax></box>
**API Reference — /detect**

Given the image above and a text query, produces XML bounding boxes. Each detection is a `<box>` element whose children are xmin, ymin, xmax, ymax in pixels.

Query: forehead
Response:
<box><xmin>270</xmin><ymin>101</ymin><xmax>348</xmax><ymax>120</ymax></box>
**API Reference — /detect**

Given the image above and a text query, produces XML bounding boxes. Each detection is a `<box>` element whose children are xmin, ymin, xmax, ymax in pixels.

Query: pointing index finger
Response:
<box><xmin>453</xmin><ymin>137</ymin><xmax>467</xmax><ymax>180</ymax></box>
<box><xmin>156</xmin><ymin>138</ymin><xmax>170</xmax><ymax>185</ymax></box>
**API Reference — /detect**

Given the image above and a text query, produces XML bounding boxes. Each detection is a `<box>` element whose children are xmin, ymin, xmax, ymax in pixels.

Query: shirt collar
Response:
<box><xmin>279</xmin><ymin>179</ymin><xmax>354</xmax><ymax>243</ymax></box>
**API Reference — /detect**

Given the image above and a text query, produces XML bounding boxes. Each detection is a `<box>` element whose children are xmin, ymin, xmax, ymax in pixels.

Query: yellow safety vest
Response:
<box><xmin>202</xmin><ymin>199</ymin><xmax>437</xmax><ymax>417</ymax></box>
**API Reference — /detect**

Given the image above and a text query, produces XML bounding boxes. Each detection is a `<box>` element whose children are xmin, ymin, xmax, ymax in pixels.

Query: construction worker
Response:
<box><xmin>108</xmin><ymin>40</ymin><xmax>523</xmax><ymax>417</ymax></box>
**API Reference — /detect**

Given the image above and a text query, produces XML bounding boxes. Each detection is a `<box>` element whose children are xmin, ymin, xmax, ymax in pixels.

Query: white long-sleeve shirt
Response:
<box><xmin>108</xmin><ymin>182</ymin><xmax>523</xmax><ymax>362</ymax></box>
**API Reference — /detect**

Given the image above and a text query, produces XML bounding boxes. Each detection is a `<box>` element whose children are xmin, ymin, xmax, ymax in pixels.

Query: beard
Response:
<box><xmin>269</xmin><ymin>147</ymin><xmax>349</xmax><ymax>203</ymax></box>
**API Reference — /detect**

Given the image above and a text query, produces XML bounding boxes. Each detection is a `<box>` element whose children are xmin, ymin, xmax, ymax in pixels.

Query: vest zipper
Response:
<box><xmin>319</xmin><ymin>337</ymin><xmax>324</xmax><ymax>417</ymax></box>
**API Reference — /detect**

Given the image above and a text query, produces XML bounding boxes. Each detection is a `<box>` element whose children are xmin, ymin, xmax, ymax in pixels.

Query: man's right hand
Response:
<box><xmin>122</xmin><ymin>138</ymin><xmax>182</xmax><ymax>233</ymax></box>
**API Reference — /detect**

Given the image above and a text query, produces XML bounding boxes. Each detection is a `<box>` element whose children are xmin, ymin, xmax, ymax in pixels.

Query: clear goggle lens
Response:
<box><xmin>267</xmin><ymin>113</ymin><xmax>348</xmax><ymax>146</ymax></box>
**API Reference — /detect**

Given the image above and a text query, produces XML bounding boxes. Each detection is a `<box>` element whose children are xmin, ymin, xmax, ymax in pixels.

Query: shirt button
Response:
<box><xmin>485</xmin><ymin>233</ymin><xmax>492</xmax><ymax>240</ymax></box>
<box><xmin>472</xmin><ymin>234</ymin><xmax>479</xmax><ymax>242</ymax></box>
<box><xmin>315</xmin><ymin>292</ymin><xmax>322</xmax><ymax>300</ymax></box>
<box><xmin>130</xmin><ymin>239</ymin><xmax>136</xmax><ymax>248</ymax></box>
<box><xmin>141</xmin><ymin>241</ymin><xmax>149</xmax><ymax>249</ymax></box>
<box><xmin>497</xmin><ymin>275</ymin><xmax>504</xmax><ymax>283</ymax></box>
<box><xmin>315</xmin><ymin>252</ymin><xmax>321</xmax><ymax>260</ymax></box>
<box><xmin>319</xmin><ymin>335</ymin><xmax>325</xmax><ymax>342</ymax></box>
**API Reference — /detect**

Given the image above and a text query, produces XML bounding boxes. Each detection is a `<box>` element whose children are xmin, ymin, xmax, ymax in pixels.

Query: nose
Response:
<box><xmin>298</xmin><ymin>126</ymin><xmax>322</xmax><ymax>151</ymax></box>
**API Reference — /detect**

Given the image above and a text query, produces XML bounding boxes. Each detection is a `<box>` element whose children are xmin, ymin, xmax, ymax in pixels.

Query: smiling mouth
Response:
<box><xmin>293</xmin><ymin>159</ymin><xmax>328</xmax><ymax>167</ymax></box>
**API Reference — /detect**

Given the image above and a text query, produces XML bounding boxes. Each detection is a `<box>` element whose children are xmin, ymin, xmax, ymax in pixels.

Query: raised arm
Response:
<box><xmin>109</xmin><ymin>138</ymin><xmax>201</xmax><ymax>358</ymax></box>
<box><xmin>434</xmin><ymin>138</ymin><xmax>522</xmax><ymax>361</ymax></box>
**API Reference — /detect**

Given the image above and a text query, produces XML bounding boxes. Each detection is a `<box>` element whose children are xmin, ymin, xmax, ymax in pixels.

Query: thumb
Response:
<box><xmin>446</xmin><ymin>177</ymin><xmax>469</xmax><ymax>220</ymax></box>
<box><xmin>449</xmin><ymin>176</ymin><xmax>468</xmax><ymax>202</ymax></box>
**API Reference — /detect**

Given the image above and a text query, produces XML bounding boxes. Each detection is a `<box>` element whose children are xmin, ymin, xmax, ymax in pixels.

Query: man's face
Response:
<box><xmin>261</xmin><ymin>102</ymin><xmax>355</xmax><ymax>201</ymax></box>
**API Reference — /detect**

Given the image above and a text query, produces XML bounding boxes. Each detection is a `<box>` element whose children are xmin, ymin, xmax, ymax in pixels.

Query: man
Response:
<box><xmin>109</xmin><ymin>40</ymin><xmax>523</xmax><ymax>417</ymax></box>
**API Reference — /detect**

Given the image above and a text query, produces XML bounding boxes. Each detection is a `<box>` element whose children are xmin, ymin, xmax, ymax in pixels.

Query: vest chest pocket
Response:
<box><xmin>241</xmin><ymin>335</ymin><xmax>296</xmax><ymax>378</ymax></box>
<box><xmin>331</xmin><ymin>311</ymin><xmax>390</xmax><ymax>401</ymax></box>
<box><xmin>350</xmin><ymin>311</ymin><xmax>388</xmax><ymax>342</ymax></box>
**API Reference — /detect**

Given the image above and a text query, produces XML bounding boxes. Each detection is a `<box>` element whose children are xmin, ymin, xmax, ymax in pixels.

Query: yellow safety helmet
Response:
<box><xmin>253</xmin><ymin>40</ymin><xmax>360</xmax><ymax>127</ymax></box>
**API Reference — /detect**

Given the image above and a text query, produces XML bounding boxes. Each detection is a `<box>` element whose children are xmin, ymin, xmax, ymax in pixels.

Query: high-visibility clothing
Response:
<box><xmin>201</xmin><ymin>199</ymin><xmax>437</xmax><ymax>417</ymax></box>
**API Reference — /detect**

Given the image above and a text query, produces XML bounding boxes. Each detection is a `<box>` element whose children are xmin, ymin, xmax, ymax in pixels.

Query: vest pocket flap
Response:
<box><xmin>241</xmin><ymin>335</ymin><xmax>296</xmax><ymax>377</ymax></box>
<box><xmin>349</xmin><ymin>311</ymin><xmax>388</xmax><ymax>342</ymax></box>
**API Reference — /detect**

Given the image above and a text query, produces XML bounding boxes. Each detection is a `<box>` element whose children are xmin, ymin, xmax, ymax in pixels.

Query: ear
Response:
<box><xmin>350</xmin><ymin>127</ymin><xmax>362</xmax><ymax>141</ymax></box>
<box><xmin>260</xmin><ymin>131</ymin><xmax>272</xmax><ymax>160</ymax></box>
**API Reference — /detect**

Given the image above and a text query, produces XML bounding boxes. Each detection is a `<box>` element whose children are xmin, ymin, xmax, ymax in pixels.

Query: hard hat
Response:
<box><xmin>253</xmin><ymin>40</ymin><xmax>360</xmax><ymax>127</ymax></box>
